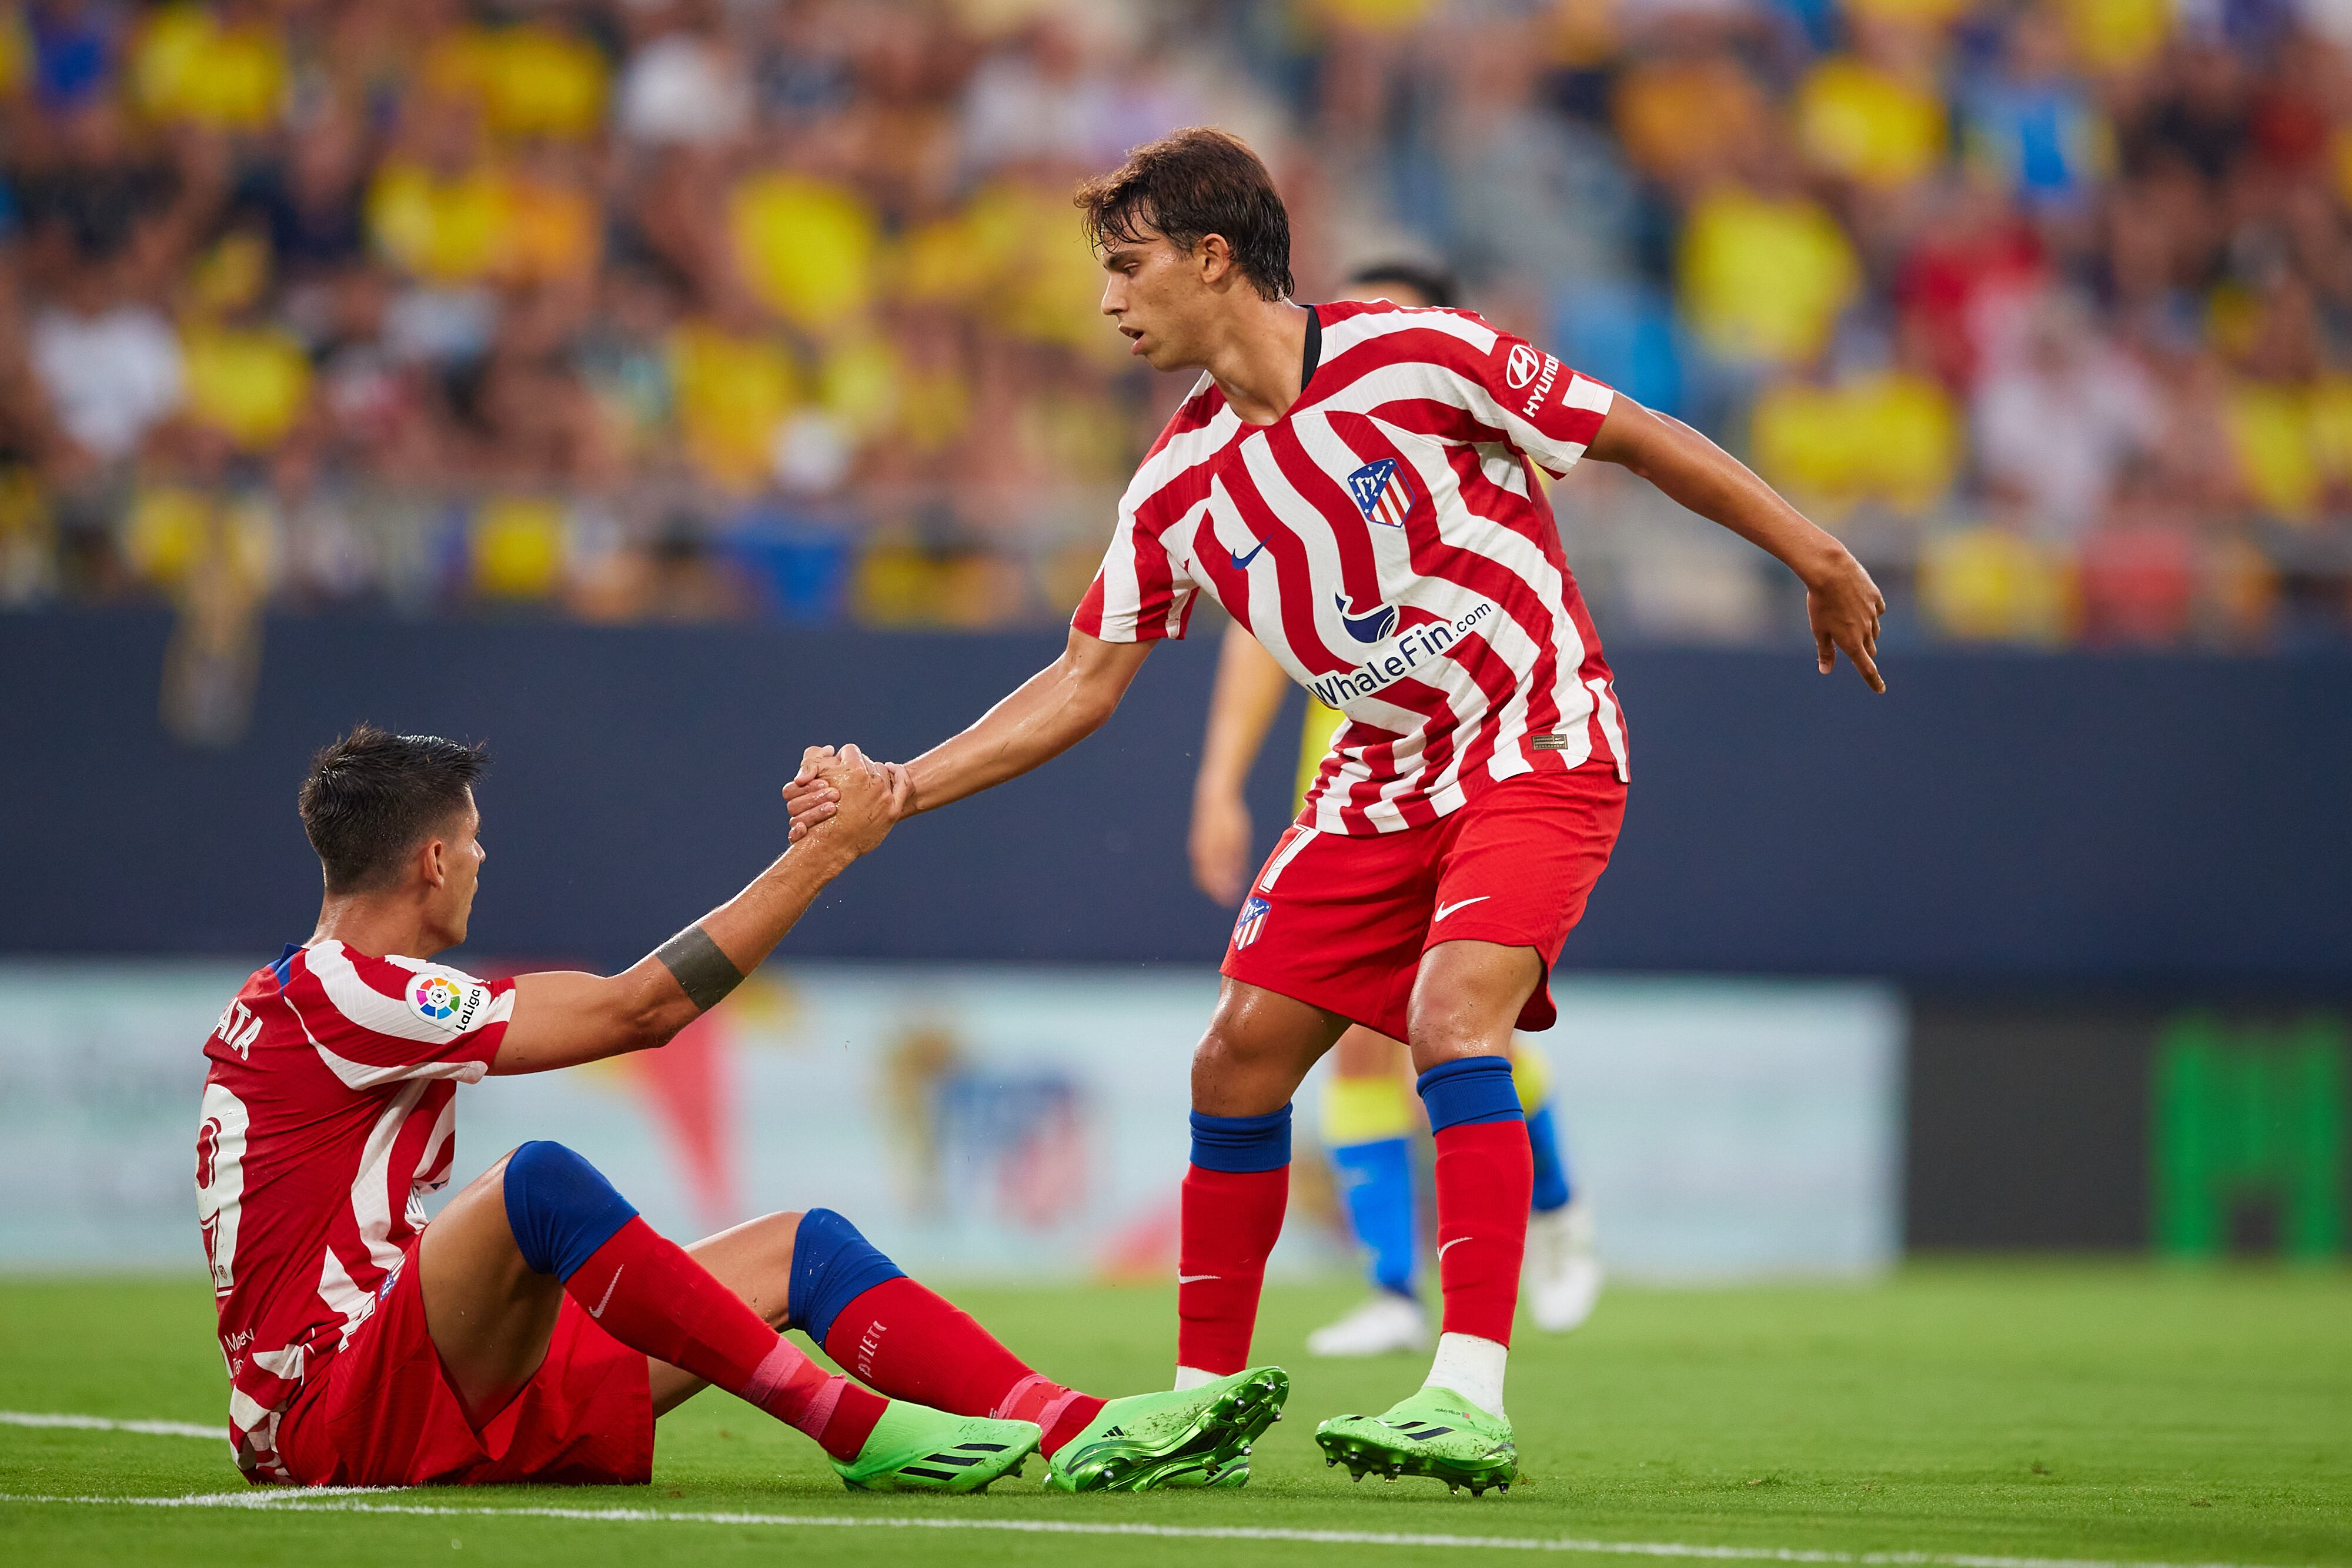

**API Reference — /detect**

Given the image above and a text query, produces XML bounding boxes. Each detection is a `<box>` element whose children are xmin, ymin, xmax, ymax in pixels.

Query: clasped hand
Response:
<box><xmin>780</xmin><ymin>744</ymin><xmax>908</xmax><ymax>857</ymax></box>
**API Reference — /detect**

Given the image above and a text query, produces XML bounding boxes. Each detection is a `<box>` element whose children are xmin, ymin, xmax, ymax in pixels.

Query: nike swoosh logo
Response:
<box><xmin>1438</xmin><ymin>1237</ymin><xmax>1469</xmax><ymax>1258</ymax></box>
<box><xmin>1177</xmin><ymin>1273</ymin><xmax>1221</xmax><ymax>1284</ymax></box>
<box><xmin>1433</xmin><ymin>896</ymin><xmax>1490</xmax><ymax>922</ymax></box>
<box><xmin>1230</xmin><ymin>541</ymin><xmax>1267</xmax><ymax>570</ymax></box>
<box><xmin>588</xmin><ymin>1266</ymin><xmax>623</xmax><ymax>1319</ymax></box>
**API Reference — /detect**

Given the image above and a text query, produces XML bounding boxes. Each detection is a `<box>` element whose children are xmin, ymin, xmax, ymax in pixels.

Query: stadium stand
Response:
<box><xmin>0</xmin><ymin>0</ymin><xmax>2348</xmax><ymax>647</ymax></box>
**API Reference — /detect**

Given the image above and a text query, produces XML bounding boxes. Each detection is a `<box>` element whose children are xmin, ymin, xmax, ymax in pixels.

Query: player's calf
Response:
<box><xmin>483</xmin><ymin>1142</ymin><xmax>1040</xmax><ymax>1490</ymax></box>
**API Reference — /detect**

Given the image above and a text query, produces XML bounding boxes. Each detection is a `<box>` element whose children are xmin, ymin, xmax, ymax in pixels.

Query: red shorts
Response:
<box><xmin>1222</xmin><ymin>764</ymin><xmax>1626</xmax><ymax>1042</ymax></box>
<box><xmin>277</xmin><ymin>1239</ymin><xmax>654</xmax><ymax>1488</ymax></box>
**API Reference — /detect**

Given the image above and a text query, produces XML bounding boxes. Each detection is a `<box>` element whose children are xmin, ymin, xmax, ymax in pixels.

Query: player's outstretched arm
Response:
<box><xmin>1190</xmin><ymin>622</ymin><xmax>1291</xmax><ymax>904</ymax></box>
<box><xmin>1585</xmin><ymin>398</ymin><xmax>1887</xmax><ymax>693</ymax></box>
<box><xmin>490</xmin><ymin>747</ymin><xmax>907</xmax><ymax>1075</ymax></box>
<box><xmin>782</xmin><ymin>628</ymin><xmax>1153</xmax><ymax>842</ymax></box>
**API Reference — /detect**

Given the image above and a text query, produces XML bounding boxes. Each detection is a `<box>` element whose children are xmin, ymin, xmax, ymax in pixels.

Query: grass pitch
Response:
<box><xmin>2</xmin><ymin>1264</ymin><xmax>2346</xmax><ymax>1568</ymax></box>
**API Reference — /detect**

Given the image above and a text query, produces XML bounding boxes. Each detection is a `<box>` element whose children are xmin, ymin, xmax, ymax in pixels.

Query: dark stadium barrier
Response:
<box><xmin>1905</xmin><ymin>997</ymin><xmax>2350</xmax><ymax>1255</ymax></box>
<box><xmin>5</xmin><ymin>609</ymin><xmax>2351</xmax><ymax>989</ymax></box>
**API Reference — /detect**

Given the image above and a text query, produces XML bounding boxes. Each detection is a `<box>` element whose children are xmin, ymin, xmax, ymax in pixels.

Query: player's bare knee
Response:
<box><xmin>739</xmin><ymin>1210</ymin><xmax>803</xmax><ymax>1326</ymax></box>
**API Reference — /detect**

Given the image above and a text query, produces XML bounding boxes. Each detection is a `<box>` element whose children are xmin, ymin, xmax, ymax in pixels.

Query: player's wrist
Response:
<box><xmin>789</xmin><ymin>831</ymin><xmax>863</xmax><ymax>878</ymax></box>
<box><xmin>1788</xmin><ymin>533</ymin><xmax>1857</xmax><ymax>590</ymax></box>
<box><xmin>1193</xmin><ymin>769</ymin><xmax>1247</xmax><ymax>804</ymax></box>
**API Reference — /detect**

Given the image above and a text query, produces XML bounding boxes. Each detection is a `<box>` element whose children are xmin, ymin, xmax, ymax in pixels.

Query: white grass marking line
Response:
<box><xmin>1</xmin><ymin>1410</ymin><xmax>218</xmax><ymax>1440</ymax></box>
<box><xmin>0</xmin><ymin>1490</ymin><xmax>2270</xmax><ymax>1568</ymax></box>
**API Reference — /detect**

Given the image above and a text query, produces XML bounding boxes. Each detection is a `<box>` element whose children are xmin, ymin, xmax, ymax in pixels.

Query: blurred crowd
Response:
<box><xmin>4</xmin><ymin>0</ymin><xmax>2352</xmax><ymax>648</ymax></box>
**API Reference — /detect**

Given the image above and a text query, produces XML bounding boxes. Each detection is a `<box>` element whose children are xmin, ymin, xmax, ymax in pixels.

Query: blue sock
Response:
<box><xmin>1526</xmin><ymin>1102</ymin><xmax>1571</xmax><ymax>1214</ymax></box>
<box><xmin>1329</xmin><ymin>1135</ymin><xmax>1418</xmax><ymax>1296</ymax></box>
<box><xmin>502</xmin><ymin>1141</ymin><xmax>639</xmax><ymax>1282</ymax></box>
<box><xmin>1415</xmin><ymin>1055</ymin><xmax>1524</xmax><ymax>1131</ymax></box>
<box><xmin>1188</xmin><ymin>1105</ymin><xmax>1292</xmax><ymax>1172</ymax></box>
<box><xmin>787</xmin><ymin>1208</ymin><xmax>906</xmax><ymax>1343</ymax></box>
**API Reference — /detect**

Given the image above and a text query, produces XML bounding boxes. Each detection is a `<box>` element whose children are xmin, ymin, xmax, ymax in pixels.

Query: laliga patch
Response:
<box><xmin>408</xmin><ymin>970</ymin><xmax>489</xmax><ymax>1032</ymax></box>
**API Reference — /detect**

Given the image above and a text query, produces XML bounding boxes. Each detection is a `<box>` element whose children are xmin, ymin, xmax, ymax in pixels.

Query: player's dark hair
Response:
<box><xmin>298</xmin><ymin>724</ymin><xmax>487</xmax><ymax>894</ymax></box>
<box><xmin>1347</xmin><ymin>260</ymin><xmax>1460</xmax><ymax>310</ymax></box>
<box><xmin>1075</xmin><ymin>127</ymin><xmax>1294</xmax><ymax>302</ymax></box>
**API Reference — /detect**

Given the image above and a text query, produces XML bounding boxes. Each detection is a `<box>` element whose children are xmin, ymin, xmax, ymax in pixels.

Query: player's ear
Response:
<box><xmin>1196</xmin><ymin>233</ymin><xmax>1232</xmax><ymax>287</ymax></box>
<box><xmin>417</xmin><ymin>834</ymin><xmax>447</xmax><ymax>890</ymax></box>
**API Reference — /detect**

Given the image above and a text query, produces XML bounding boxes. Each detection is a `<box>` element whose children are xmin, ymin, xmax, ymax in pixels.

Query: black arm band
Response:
<box><xmin>654</xmin><ymin>924</ymin><xmax>743</xmax><ymax>1012</ymax></box>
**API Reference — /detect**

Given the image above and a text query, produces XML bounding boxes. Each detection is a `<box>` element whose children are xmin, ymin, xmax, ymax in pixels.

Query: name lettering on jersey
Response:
<box><xmin>1307</xmin><ymin>599</ymin><xmax>1498</xmax><ymax>708</ymax></box>
<box><xmin>212</xmin><ymin>1000</ymin><xmax>262</xmax><ymax>1058</ymax></box>
<box><xmin>407</xmin><ymin>971</ymin><xmax>490</xmax><ymax>1032</ymax></box>
<box><xmin>1519</xmin><ymin>353</ymin><xmax>1561</xmax><ymax>419</ymax></box>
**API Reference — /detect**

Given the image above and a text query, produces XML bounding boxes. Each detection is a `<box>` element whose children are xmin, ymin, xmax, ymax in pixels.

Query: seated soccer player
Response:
<box><xmin>195</xmin><ymin>726</ymin><xmax>1285</xmax><ymax>1492</ymax></box>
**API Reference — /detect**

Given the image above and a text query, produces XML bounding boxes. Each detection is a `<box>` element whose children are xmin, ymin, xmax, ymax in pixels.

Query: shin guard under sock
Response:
<box><xmin>1176</xmin><ymin>1107</ymin><xmax>1291</xmax><ymax>1378</ymax></box>
<box><xmin>1418</xmin><ymin>1058</ymin><xmax>1531</xmax><ymax>1347</ymax></box>
<box><xmin>820</xmin><ymin>1275</ymin><xmax>1105</xmax><ymax>1455</ymax></box>
<box><xmin>565</xmin><ymin>1217</ymin><xmax>882</xmax><ymax>1459</ymax></box>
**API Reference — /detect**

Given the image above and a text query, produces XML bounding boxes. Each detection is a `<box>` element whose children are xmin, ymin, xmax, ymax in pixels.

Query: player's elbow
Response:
<box><xmin>1071</xmin><ymin>683</ymin><xmax>1124</xmax><ymax>734</ymax></box>
<box><xmin>620</xmin><ymin>975</ymin><xmax>691</xmax><ymax>1055</ymax></box>
<box><xmin>1056</xmin><ymin>663</ymin><xmax>1127</xmax><ymax>736</ymax></box>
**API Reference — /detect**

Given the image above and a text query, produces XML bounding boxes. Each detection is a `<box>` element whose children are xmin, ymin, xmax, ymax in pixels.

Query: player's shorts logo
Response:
<box><xmin>1232</xmin><ymin>895</ymin><xmax>1271</xmax><ymax>951</ymax></box>
<box><xmin>1505</xmin><ymin>342</ymin><xmax>1542</xmax><ymax>390</ymax></box>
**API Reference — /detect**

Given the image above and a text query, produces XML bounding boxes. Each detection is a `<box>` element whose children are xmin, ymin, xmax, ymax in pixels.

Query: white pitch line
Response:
<box><xmin>1</xmin><ymin>1410</ymin><xmax>219</xmax><ymax>1440</ymax></box>
<box><xmin>0</xmin><ymin>1489</ymin><xmax>2274</xmax><ymax>1568</ymax></box>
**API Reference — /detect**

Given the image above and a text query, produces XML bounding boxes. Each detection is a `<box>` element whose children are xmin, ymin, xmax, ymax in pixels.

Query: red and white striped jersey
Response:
<box><xmin>1075</xmin><ymin>299</ymin><xmax>1631</xmax><ymax>835</ymax></box>
<box><xmin>195</xmin><ymin>939</ymin><xmax>515</xmax><ymax>1480</ymax></box>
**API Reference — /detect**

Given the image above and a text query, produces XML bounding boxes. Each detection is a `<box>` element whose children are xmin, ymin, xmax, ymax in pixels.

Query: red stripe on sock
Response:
<box><xmin>1431</xmin><ymin>1119</ymin><xmax>1532</xmax><ymax>1346</ymax></box>
<box><xmin>1177</xmin><ymin>1164</ymin><xmax>1288</xmax><ymax>1376</ymax></box>
<box><xmin>564</xmin><ymin>1217</ymin><xmax>882</xmax><ymax>1460</ymax></box>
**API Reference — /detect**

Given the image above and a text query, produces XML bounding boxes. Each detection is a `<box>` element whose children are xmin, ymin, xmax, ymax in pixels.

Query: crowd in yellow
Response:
<box><xmin>0</xmin><ymin>0</ymin><xmax>2347</xmax><ymax>646</ymax></box>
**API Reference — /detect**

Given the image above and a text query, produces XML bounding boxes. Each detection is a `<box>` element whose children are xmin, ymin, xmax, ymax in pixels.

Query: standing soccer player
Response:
<box><xmin>198</xmin><ymin>726</ymin><xmax>1283</xmax><ymax>1493</ymax></box>
<box><xmin>1189</xmin><ymin>260</ymin><xmax>1601</xmax><ymax>1358</ymax></box>
<box><xmin>785</xmin><ymin>128</ymin><xmax>1883</xmax><ymax>1495</ymax></box>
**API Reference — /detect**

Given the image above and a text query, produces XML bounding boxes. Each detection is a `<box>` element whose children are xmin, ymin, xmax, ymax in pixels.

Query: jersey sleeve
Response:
<box><xmin>1436</xmin><ymin>318</ymin><xmax>1616</xmax><ymax>480</ymax></box>
<box><xmin>290</xmin><ymin>944</ymin><xmax>516</xmax><ymax>1091</ymax></box>
<box><xmin>1070</xmin><ymin>493</ymin><xmax>1201</xmax><ymax>643</ymax></box>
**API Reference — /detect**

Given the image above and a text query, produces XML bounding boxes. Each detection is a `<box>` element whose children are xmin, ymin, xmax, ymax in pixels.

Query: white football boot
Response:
<box><xmin>1524</xmin><ymin>1198</ymin><xmax>1603</xmax><ymax>1332</ymax></box>
<box><xmin>1305</xmin><ymin>1291</ymin><xmax>1431</xmax><ymax>1357</ymax></box>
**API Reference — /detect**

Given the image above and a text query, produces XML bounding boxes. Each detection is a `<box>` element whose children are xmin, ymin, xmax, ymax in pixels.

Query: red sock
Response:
<box><xmin>1176</xmin><ymin>1164</ymin><xmax>1287</xmax><ymax>1376</ymax></box>
<box><xmin>1431</xmin><ymin>1120</ymin><xmax>1532</xmax><ymax>1345</ymax></box>
<box><xmin>820</xmin><ymin>1276</ymin><xmax>1105</xmax><ymax>1455</ymax></box>
<box><xmin>566</xmin><ymin>1217</ymin><xmax>883</xmax><ymax>1460</ymax></box>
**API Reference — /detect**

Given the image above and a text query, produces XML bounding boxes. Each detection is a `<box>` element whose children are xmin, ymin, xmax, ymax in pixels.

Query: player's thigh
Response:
<box><xmin>648</xmin><ymin>1209</ymin><xmax>804</xmax><ymax>1417</ymax></box>
<box><xmin>1405</xmin><ymin>938</ymin><xmax>1545</xmax><ymax>1075</ymax></box>
<box><xmin>419</xmin><ymin>1152</ymin><xmax>567</xmax><ymax>1421</ymax></box>
<box><xmin>1333</xmin><ymin>1023</ymin><xmax>1406</xmax><ymax>1078</ymax></box>
<box><xmin>1192</xmin><ymin>977</ymin><xmax>1350</xmax><ymax>1116</ymax></box>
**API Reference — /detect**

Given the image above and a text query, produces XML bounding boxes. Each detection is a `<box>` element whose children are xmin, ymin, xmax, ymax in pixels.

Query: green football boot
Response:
<box><xmin>1045</xmin><ymin>1366</ymin><xmax>1289</xmax><ymax>1493</ymax></box>
<box><xmin>831</xmin><ymin>1401</ymin><xmax>1040</xmax><ymax>1494</ymax></box>
<box><xmin>1314</xmin><ymin>1385</ymin><xmax>1516</xmax><ymax>1495</ymax></box>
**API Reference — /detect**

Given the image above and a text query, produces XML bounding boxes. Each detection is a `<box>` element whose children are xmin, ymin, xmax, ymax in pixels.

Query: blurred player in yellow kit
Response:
<box><xmin>1187</xmin><ymin>263</ymin><xmax>1602</xmax><ymax>1357</ymax></box>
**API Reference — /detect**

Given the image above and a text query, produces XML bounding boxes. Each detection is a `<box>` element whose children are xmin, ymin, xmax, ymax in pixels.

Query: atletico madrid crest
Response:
<box><xmin>1346</xmin><ymin>459</ymin><xmax>1413</xmax><ymax>528</ymax></box>
<box><xmin>1232</xmin><ymin>894</ymin><xmax>1271</xmax><ymax>950</ymax></box>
